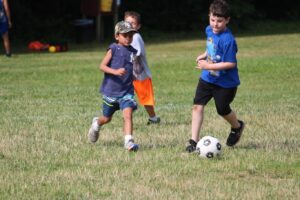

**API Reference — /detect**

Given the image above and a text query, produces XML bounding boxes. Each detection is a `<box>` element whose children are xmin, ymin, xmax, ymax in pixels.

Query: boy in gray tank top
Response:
<box><xmin>88</xmin><ymin>21</ymin><xmax>139</xmax><ymax>152</ymax></box>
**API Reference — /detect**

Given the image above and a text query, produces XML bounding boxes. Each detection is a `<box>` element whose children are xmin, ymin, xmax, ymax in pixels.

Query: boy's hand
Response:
<box><xmin>196</xmin><ymin>60</ymin><xmax>218</xmax><ymax>76</ymax></box>
<box><xmin>196</xmin><ymin>56</ymin><xmax>206</xmax><ymax>63</ymax></box>
<box><xmin>114</xmin><ymin>68</ymin><xmax>126</xmax><ymax>76</ymax></box>
<box><xmin>195</xmin><ymin>60</ymin><xmax>208</xmax><ymax>70</ymax></box>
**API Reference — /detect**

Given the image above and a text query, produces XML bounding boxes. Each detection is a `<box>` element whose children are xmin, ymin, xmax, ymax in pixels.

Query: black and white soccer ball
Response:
<box><xmin>196</xmin><ymin>136</ymin><xmax>222</xmax><ymax>158</ymax></box>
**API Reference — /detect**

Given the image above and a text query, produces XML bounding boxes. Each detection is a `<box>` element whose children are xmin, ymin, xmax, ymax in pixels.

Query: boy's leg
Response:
<box><xmin>186</xmin><ymin>104</ymin><xmax>204</xmax><ymax>152</ymax></box>
<box><xmin>88</xmin><ymin>95</ymin><xmax>118</xmax><ymax>143</ymax></box>
<box><xmin>88</xmin><ymin>116</ymin><xmax>111</xmax><ymax>143</ymax></box>
<box><xmin>3</xmin><ymin>32</ymin><xmax>11</xmax><ymax>56</ymax></box>
<box><xmin>144</xmin><ymin>105</ymin><xmax>156</xmax><ymax>118</ymax></box>
<box><xmin>213</xmin><ymin>87</ymin><xmax>245</xmax><ymax>146</ymax></box>
<box><xmin>122</xmin><ymin>107</ymin><xmax>139</xmax><ymax>151</ymax></box>
<box><xmin>120</xmin><ymin>94</ymin><xmax>138</xmax><ymax>151</ymax></box>
<box><xmin>122</xmin><ymin>107</ymin><xmax>133</xmax><ymax>135</ymax></box>
<box><xmin>222</xmin><ymin>111</ymin><xmax>240</xmax><ymax>128</ymax></box>
<box><xmin>191</xmin><ymin>105</ymin><xmax>205</xmax><ymax>142</ymax></box>
<box><xmin>145</xmin><ymin>105</ymin><xmax>160</xmax><ymax>125</ymax></box>
<box><xmin>186</xmin><ymin>79</ymin><xmax>212</xmax><ymax>152</ymax></box>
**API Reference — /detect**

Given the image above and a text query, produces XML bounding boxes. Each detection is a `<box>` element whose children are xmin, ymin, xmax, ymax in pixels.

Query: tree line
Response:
<box><xmin>9</xmin><ymin>0</ymin><xmax>300</xmax><ymax>43</ymax></box>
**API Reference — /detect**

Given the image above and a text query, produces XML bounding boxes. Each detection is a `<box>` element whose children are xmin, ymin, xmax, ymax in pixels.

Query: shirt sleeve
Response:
<box><xmin>131</xmin><ymin>33</ymin><xmax>143</xmax><ymax>56</ymax></box>
<box><xmin>222</xmin><ymin>40</ymin><xmax>237</xmax><ymax>63</ymax></box>
<box><xmin>108</xmin><ymin>43</ymin><xmax>116</xmax><ymax>53</ymax></box>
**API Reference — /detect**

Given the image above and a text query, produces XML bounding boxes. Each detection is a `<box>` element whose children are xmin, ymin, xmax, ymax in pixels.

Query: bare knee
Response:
<box><xmin>193</xmin><ymin>105</ymin><xmax>204</xmax><ymax>113</ymax></box>
<box><xmin>100</xmin><ymin>116</ymin><xmax>111</xmax><ymax>125</ymax></box>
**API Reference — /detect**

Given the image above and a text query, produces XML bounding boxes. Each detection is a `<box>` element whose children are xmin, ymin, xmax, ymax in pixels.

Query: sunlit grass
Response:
<box><xmin>0</xmin><ymin>31</ymin><xmax>299</xmax><ymax>199</ymax></box>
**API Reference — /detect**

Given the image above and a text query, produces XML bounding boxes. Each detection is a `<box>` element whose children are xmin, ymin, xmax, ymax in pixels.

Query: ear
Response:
<box><xmin>226</xmin><ymin>17</ymin><xmax>230</xmax><ymax>24</ymax></box>
<box><xmin>137</xmin><ymin>24</ymin><xmax>141</xmax><ymax>30</ymax></box>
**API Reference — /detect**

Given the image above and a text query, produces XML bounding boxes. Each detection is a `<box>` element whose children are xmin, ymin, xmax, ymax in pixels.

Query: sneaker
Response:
<box><xmin>88</xmin><ymin>117</ymin><xmax>100</xmax><ymax>143</ymax></box>
<box><xmin>124</xmin><ymin>139</ymin><xmax>139</xmax><ymax>152</ymax></box>
<box><xmin>5</xmin><ymin>52</ymin><xmax>11</xmax><ymax>57</ymax></box>
<box><xmin>147</xmin><ymin>117</ymin><xmax>161</xmax><ymax>125</ymax></box>
<box><xmin>226</xmin><ymin>120</ymin><xmax>245</xmax><ymax>146</ymax></box>
<box><xmin>186</xmin><ymin>139</ymin><xmax>197</xmax><ymax>153</ymax></box>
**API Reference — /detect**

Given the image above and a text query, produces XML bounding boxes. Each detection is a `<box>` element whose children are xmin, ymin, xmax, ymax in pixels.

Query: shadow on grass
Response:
<box><xmin>94</xmin><ymin>137</ymin><xmax>183</xmax><ymax>151</ymax></box>
<box><xmin>234</xmin><ymin>140</ymin><xmax>298</xmax><ymax>151</ymax></box>
<box><xmin>239</xmin><ymin>142</ymin><xmax>263</xmax><ymax>150</ymax></box>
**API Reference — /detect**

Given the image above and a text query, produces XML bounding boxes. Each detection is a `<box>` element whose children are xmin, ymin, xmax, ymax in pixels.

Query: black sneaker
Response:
<box><xmin>226</xmin><ymin>120</ymin><xmax>245</xmax><ymax>146</ymax></box>
<box><xmin>147</xmin><ymin>117</ymin><xmax>160</xmax><ymax>125</ymax></box>
<box><xmin>186</xmin><ymin>139</ymin><xmax>197</xmax><ymax>153</ymax></box>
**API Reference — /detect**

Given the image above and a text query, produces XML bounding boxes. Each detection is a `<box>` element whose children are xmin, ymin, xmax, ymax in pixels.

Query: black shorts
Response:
<box><xmin>193</xmin><ymin>79</ymin><xmax>237</xmax><ymax>115</ymax></box>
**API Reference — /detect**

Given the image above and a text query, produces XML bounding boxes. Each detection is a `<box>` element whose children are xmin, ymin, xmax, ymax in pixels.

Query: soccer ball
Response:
<box><xmin>196</xmin><ymin>136</ymin><xmax>222</xmax><ymax>158</ymax></box>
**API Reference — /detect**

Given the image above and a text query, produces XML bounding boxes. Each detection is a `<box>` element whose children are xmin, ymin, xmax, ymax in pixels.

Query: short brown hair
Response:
<box><xmin>209</xmin><ymin>0</ymin><xmax>230</xmax><ymax>18</ymax></box>
<box><xmin>124</xmin><ymin>11</ymin><xmax>141</xmax><ymax>24</ymax></box>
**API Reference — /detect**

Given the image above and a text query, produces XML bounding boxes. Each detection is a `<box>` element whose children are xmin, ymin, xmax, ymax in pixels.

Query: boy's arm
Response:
<box><xmin>196</xmin><ymin>60</ymin><xmax>236</xmax><ymax>70</ymax></box>
<box><xmin>196</xmin><ymin>51</ymin><xmax>207</xmax><ymax>62</ymax></box>
<box><xmin>131</xmin><ymin>34</ymin><xmax>143</xmax><ymax>56</ymax></box>
<box><xmin>99</xmin><ymin>49</ymin><xmax>126</xmax><ymax>76</ymax></box>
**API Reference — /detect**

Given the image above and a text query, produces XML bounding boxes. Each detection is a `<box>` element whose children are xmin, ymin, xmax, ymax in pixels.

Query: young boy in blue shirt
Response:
<box><xmin>88</xmin><ymin>21</ymin><xmax>139</xmax><ymax>151</ymax></box>
<box><xmin>186</xmin><ymin>0</ymin><xmax>245</xmax><ymax>152</ymax></box>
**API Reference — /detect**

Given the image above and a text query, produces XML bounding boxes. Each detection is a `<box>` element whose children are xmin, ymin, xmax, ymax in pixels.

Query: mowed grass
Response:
<box><xmin>0</xmin><ymin>31</ymin><xmax>299</xmax><ymax>199</ymax></box>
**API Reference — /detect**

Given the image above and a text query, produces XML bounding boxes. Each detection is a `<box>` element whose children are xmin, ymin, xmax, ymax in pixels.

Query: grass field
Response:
<box><xmin>0</xmin><ymin>27</ymin><xmax>300</xmax><ymax>199</ymax></box>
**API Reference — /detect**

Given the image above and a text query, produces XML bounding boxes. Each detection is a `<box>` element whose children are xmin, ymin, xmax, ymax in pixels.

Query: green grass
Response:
<box><xmin>0</xmin><ymin>30</ymin><xmax>300</xmax><ymax>199</ymax></box>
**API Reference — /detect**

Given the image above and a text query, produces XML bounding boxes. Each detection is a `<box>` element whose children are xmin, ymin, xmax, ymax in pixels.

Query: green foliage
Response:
<box><xmin>0</xmin><ymin>22</ymin><xmax>300</xmax><ymax>199</ymax></box>
<box><xmin>10</xmin><ymin>0</ymin><xmax>81</xmax><ymax>43</ymax></box>
<box><xmin>10</xmin><ymin>0</ymin><xmax>300</xmax><ymax>42</ymax></box>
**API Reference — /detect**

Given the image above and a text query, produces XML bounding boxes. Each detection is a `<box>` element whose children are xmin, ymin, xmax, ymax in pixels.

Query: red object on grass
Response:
<box><xmin>28</xmin><ymin>41</ymin><xmax>49</xmax><ymax>51</ymax></box>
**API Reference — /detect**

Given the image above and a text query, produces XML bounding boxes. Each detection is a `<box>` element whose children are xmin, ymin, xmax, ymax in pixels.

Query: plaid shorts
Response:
<box><xmin>102</xmin><ymin>94</ymin><xmax>137</xmax><ymax>117</ymax></box>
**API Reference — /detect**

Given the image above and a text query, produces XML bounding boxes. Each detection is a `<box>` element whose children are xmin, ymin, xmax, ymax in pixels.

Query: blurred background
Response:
<box><xmin>7</xmin><ymin>0</ymin><xmax>300</xmax><ymax>44</ymax></box>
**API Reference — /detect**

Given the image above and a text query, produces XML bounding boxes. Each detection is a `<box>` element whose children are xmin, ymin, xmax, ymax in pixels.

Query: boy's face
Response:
<box><xmin>209</xmin><ymin>14</ymin><xmax>230</xmax><ymax>34</ymax></box>
<box><xmin>115</xmin><ymin>32</ymin><xmax>134</xmax><ymax>46</ymax></box>
<box><xmin>125</xmin><ymin>16</ymin><xmax>141</xmax><ymax>31</ymax></box>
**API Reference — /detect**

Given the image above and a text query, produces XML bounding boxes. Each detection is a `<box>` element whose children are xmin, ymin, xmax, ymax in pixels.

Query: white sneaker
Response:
<box><xmin>88</xmin><ymin>117</ymin><xmax>100</xmax><ymax>143</ymax></box>
<box><xmin>124</xmin><ymin>139</ymin><xmax>139</xmax><ymax>152</ymax></box>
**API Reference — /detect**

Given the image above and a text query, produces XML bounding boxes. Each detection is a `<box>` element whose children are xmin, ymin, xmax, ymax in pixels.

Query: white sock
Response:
<box><xmin>92</xmin><ymin>120</ymin><xmax>100</xmax><ymax>131</ymax></box>
<box><xmin>149</xmin><ymin>116</ymin><xmax>158</xmax><ymax>121</ymax></box>
<box><xmin>124</xmin><ymin>134</ymin><xmax>133</xmax><ymax>143</ymax></box>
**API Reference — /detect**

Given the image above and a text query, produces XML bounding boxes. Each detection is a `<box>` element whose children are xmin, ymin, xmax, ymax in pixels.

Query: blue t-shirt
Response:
<box><xmin>200</xmin><ymin>26</ymin><xmax>240</xmax><ymax>88</ymax></box>
<box><xmin>100</xmin><ymin>43</ymin><xmax>137</xmax><ymax>97</ymax></box>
